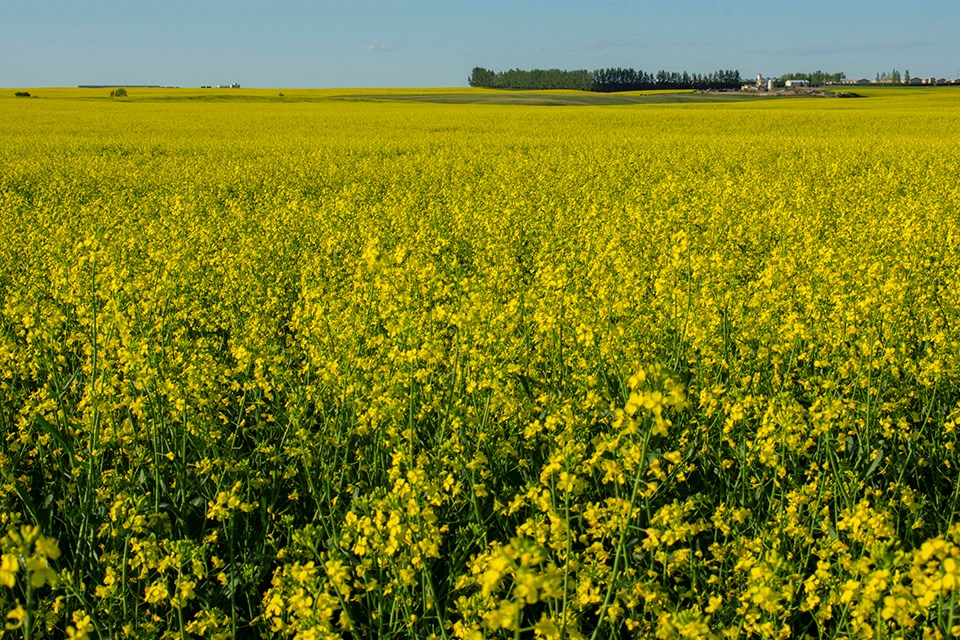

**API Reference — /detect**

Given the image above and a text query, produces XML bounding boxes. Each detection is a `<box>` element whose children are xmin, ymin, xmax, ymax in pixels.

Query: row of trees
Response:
<box><xmin>467</xmin><ymin>67</ymin><xmax>593</xmax><ymax>91</ymax></box>
<box><xmin>592</xmin><ymin>68</ymin><xmax>741</xmax><ymax>91</ymax></box>
<box><xmin>468</xmin><ymin>67</ymin><xmax>742</xmax><ymax>92</ymax></box>
<box><xmin>775</xmin><ymin>70</ymin><xmax>845</xmax><ymax>86</ymax></box>
<box><xmin>875</xmin><ymin>69</ymin><xmax>910</xmax><ymax>84</ymax></box>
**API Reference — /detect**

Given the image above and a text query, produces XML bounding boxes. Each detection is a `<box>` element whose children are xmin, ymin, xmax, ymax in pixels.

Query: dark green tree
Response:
<box><xmin>468</xmin><ymin>67</ymin><xmax>496</xmax><ymax>88</ymax></box>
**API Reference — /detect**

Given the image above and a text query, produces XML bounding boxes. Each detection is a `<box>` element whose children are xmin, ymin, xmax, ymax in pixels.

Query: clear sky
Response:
<box><xmin>3</xmin><ymin>0</ymin><xmax>959</xmax><ymax>88</ymax></box>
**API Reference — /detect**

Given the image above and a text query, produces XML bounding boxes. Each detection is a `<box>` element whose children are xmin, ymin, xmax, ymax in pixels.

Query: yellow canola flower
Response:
<box><xmin>66</xmin><ymin>611</ymin><xmax>93</xmax><ymax>640</ymax></box>
<box><xmin>0</xmin><ymin>554</ymin><xmax>17</xmax><ymax>588</ymax></box>
<box><xmin>25</xmin><ymin>556</ymin><xmax>58</xmax><ymax>588</ymax></box>
<box><xmin>144</xmin><ymin>580</ymin><xmax>169</xmax><ymax>604</ymax></box>
<box><xmin>34</xmin><ymin>536</ymin><xmax>60</xmax><ymax>560</ymax></box>
<box><xmin>5</xmin><ymin>604</ymin><xmax>26</xmax><ymax>630</ymax></box>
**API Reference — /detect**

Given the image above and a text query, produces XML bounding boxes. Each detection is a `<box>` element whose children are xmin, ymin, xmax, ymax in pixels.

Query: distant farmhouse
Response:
<box><xmin>742</xmin><ymin>74</ymin><xmax>776</xmax><ymax>91</ymax></box>
<box><xmin>743</xmin><ymin>74</ymin><xmax>959</xmax><ymax>91</ymax></box>
<box><xmin>741</xmin><ymin>75</ymin><xmax>811</xmax><ymax>91</ymax></box>
<box><xmin>740</xmin><ymin>73</ymin><xmax>810</xmax><ymax>91</ymax></box>
<box><xmin>864</xmin><ymin>75</ymin><xmax>955</xmax><ymax>85</ymax></box>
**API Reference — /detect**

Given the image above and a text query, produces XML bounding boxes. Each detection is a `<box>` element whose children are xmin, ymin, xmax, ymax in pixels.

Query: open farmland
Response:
<box><xmin>1</xmin><ymin>87</ymin><xmax>959</xmax><ymax>638</ymax></box>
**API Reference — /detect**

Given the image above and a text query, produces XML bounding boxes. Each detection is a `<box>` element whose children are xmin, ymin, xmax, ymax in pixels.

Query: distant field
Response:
<box><xmin>335</xmin><ymin>90</ymin><xmax>787</xmax><ymax>105</ymax></box>
<box><xmin>9</xmin><ymin>84</ymin><xmax>956</xmax><ymax>105</ymax></box>
<box><xmin>3</xmin><ymin>85</ymin><xmax>866</xmax><ymax>105</ymax></box>
<box><xmin>2</xmin><ymin>86</ymin><xmax>959</xmax><ymax>639</ymax></box>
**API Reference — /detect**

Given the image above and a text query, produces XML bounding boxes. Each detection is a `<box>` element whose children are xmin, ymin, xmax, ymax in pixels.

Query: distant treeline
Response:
<box><xmin>775</xmin><ymin>71</ymin><xmax>845</xmax><ymax>86</ymax></box>
<box><xmin>468</xmin><ymin>67</ymin><xmax>742</xmax><ymax>92</ymax></box>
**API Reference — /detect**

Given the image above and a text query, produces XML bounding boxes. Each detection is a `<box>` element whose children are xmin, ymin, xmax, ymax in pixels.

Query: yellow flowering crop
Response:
<box><xmin>1</xmin><ymin>86</ymin><xmax>959</xmax><ymax>637</ymax></box>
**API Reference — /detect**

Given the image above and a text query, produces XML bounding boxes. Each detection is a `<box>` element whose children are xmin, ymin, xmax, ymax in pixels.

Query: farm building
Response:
<box><xmin>784</xmin><ymin>79</ymin><xmax>810</xmax><ymax>88</ymax></box>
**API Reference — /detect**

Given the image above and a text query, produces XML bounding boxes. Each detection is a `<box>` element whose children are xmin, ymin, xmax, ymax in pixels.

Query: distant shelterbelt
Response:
<box><xmin>468</xmin><ymin>66</ymin><xmax>742</xmax><ymax>91</ymax></box>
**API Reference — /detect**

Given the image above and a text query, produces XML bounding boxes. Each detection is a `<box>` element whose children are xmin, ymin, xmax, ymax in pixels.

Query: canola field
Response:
<box><xmin>1</xmin><ymin>87</ymin><xmax>959</xmax><ymax>639</ymax></box>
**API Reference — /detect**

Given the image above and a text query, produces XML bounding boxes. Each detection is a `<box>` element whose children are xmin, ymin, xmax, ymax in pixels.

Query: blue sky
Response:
<box><xmin>3</xmin><ymin>0</ymin><xmax>958</xmax><ymax>87</ymax></box>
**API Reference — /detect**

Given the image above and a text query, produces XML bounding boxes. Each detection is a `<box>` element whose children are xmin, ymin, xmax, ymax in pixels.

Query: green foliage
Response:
<box><xmin>469</xmin><ymin>66</ymin><xmax>593</xmax><ymax>91</ymax></box>
<box><xmin>776</xmin><ymin>70</ymin><xmax>845</xmax><ymax>86</ymax></box>
<box><xmin>469</xmin><ymin>66</ymin><xmax>742</xmax><ymax>92</ymax></box>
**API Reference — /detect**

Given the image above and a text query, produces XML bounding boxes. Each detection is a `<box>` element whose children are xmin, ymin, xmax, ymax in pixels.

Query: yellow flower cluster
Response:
<box><xmin>0</xmin><ymin>523</ymin><xmax>65</xmax><ymax>636</ymax></box>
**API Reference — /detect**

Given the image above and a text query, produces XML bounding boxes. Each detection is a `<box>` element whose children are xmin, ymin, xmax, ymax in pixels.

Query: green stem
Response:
<box><xmin>514</xmin><ymin>596</ymin><xmax>522</xmax><ymax>640</ymax></box>
<box><xmin>560</xmin><ymin>486</ymin><xmax>572</xmax><ymax>639</ymax></box>
<box><xmin>24</xmin><ymin>578</ymin><xmax>33</xmax><ymax>640</ymax></box>
<box><xmin>228</xmin><ymin>516</ymin><xmax>237</xmax><ymax>640</ymax></box>
<box><xmin>590</xmin><ymin>424</ymin><xmax>652</xmax><ymax>640</ymax></box>
<box><xmin>946</xmin><ymin>591</ymin><xmax>956</xmax><ymax>636</ymax></box>
<box><xmin>122</xmin><ymin>535</ymin><xmax>130</xmax><ymax>624</ymax></box>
